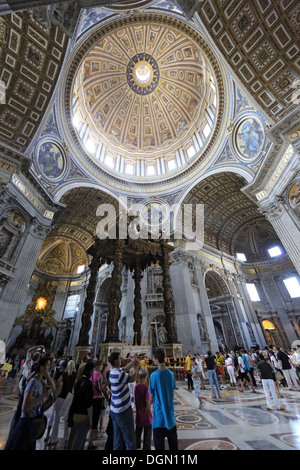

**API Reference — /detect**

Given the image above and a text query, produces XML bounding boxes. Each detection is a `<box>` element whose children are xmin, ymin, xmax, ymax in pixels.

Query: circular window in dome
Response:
<box><xmin>127</xmin><ymin>53</ymin><xmax>159</xmax><ymax>95</ymax></box>
<box><xmin>135</xmin><ymin>62</ymin><xmax>152</xmax><ymax>84</ymax></box>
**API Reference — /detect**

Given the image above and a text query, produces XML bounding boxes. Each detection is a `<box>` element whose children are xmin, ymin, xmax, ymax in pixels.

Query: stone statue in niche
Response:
<box><xmin>158</xmin><ymin>323</ymin><xmax>167</xmax><ymax>344</ymax></box>
<box><xmin>6</xmin><ymin>210</ymin><xmax>26</xmax><ymax>231</ymax></box>
<box><xmin>0</xmin><ymin>209</ymin><xmax>26</xmax><ymax>259</ymax></box>
<box><xmin>197</xmin><ymin>313</ymin><xmax>209</xmax><ymax>341</ymax></box>
<box><xmin>0</xmin><ymin>230</ymin><xmax>10</xmax><ymax>257</ymax></box>
<box><xmin>188</xmin><ymin>260</ymin><xmax>198</xmax><ymax>285</ymax></box>
<box><xmin>289</xmin><ymin>182</ymin><xmax>300</xmax><ymax>216</ymax></box>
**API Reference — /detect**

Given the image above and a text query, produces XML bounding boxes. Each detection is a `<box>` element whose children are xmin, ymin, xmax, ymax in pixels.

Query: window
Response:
<box><xmin>268</xmin><ymin>246</ymin><xmax>282</xmax><ymax>257</ymax></box>
<box><xmin>77</xmin><ymin>264</ymin><xmax>85</xmax><ymax>274</ymax></box>
<box><xmin>283</xmin><ymin>277</ymin><xmax>300</xmax><ymax>299</ymax></box>
<box><xmin>146</xmin><ymin>165</ymin><xmax>155</xmax><ymax>176</ymax></box>
<box><xmin>167</xmin><ymin>159</ymin><xmax>177</xmax><ymax>171</ymax></box>
<box><xmin>203</xmin><ymin>123</ymin><xmax>211</xmax><ymax>138</ymax></box>
<box><xmin>246</xmin><ymin>283</ymin><xmax>260</xmax><ymax>301</ymax></box>
<box><xmin>85</xmin><ymin>138</ymin><xmax>95</xmax><ymax>154</ymax></box>
<box><xmin>125</xmin><ymin>163</ymin><xmax>134</xmax><ymax>175</ymax></box>
<box><xmin>64</xmin><ymin>294</ymin><xmax>80</xmax><ymax>319</ymax></box>
<box><xmin>236</xmin><ymin>253</ymin><xmax>247</xmax><ymax>262</ymax></box>
<box><xmin>104</xmin><ymin>155</ymin><xmax>115</xmax><ymax>168</ymax></box>
<box><xmin>187</xmin><ymin>145</ymin><xmax>196</xmax><ymax>159</ymax></box>
<box><xmin>73</xmin><ymin>113</ymin><xmax>80</xmax><ymax>130</ymax></box>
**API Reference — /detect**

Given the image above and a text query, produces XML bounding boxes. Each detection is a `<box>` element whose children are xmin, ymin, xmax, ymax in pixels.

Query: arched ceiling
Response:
<box><xmin>55</xmin><ymin>187</ymin><xmax>119</xmax><ymax>247</ymax></box>
<box><xmin>0</xmin><ymin>10</ymin><xmax>68</xmax><ymax>152</ymax></box>
<box><xmin>35</xmin><ymin>186</ymin><xmax>119</xmax><ymax>276</ymax></box>
<box><xmin>184</xmin><ymin>172</ymin><xmax>285</xmax><ymax>262</ymax></box>
<box><xmin>205</xmin><ymin>270</ymin><xmax>230</xmax><ymax>299</ymax></box>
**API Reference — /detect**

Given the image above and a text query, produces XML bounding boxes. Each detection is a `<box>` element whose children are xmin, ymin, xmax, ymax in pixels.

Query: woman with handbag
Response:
<box><xmin>46</xmin><ymin>359</ymin><xmax>76</xmax><ymax>450</ymax></box>
<box><xmin>4</xmin><ymin>356</ymin><xmax>52</xmax><ymax>450</ymax></box>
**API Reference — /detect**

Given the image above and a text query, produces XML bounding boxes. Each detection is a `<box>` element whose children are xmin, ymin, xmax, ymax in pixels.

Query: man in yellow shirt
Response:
<box><xmin>215</xmin><ymin>352</ymin><xmax>227</xmax><ymax>389</ymax></box>
<box><xmin>185</xmin><ymin>351</ymin><xmax>193</xmax><ymax>390</ymax></box>
<box><xmin>0</xmin><ymin>358</ymin><xmax>12</xmax><ymax>380</ymax></box>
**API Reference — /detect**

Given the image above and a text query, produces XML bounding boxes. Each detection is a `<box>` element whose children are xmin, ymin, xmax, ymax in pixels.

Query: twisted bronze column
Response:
<box><xmin>77</xmin><ymin>240</ymin><xmax>102</xmax><ymax>346</ymax></box>
<box><xmin>133</xmin><ymin>264</ymin><xmax>143</xmax><ymax>345</ymax></box>
<box><xmin>105</xmin><ymin>239</ymin><xmax>125</xmax><ymax>342</ymax></box>
<box><xmin>161</xmin><ymin>239</ymin><xmax>178</xmax><ymax>343</ymax></box>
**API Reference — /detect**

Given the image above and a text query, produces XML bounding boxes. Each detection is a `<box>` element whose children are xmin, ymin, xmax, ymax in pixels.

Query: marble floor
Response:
<box><xmin>1</xmin><ymin>377</ymin><xmax>300</xmax><ymax>451</ymax></box>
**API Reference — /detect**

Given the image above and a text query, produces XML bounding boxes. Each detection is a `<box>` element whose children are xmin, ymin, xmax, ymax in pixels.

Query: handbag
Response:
<box><xmin>54</xmin><ymin>380</ymin><xmax>63</xmax><ymax>398</ymax></box>
<box><xmin>42</xmin><ymin>391</ymin><xmax>54</xmax><ymax>411</ymax></box>
<box><xmin>60</xmin><ymin>392</ymin><xmax>74</xmax><ymax>418</ymax></box>
<box><xmin>30</xmin><ymin>414</ymin><xmax>47</xmax><ymax>440</ymax></box>
<box><xmin>275</xmin><ymin>370</ymin><xmax>282</xmax><ymax>381</ymax></box>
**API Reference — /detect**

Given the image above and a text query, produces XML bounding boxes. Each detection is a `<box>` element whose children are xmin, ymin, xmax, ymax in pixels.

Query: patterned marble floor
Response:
<box><xmin>1</xmin><ymin>377</ymin><xmax>300</xmax><ymax>451</ymax></box>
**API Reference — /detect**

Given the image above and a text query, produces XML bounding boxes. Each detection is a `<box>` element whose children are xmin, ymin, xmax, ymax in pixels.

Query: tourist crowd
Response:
<box><xmin>1</xmin><ymin>343</ymin><xmax>300</xmax><ymax>451</ymax></box>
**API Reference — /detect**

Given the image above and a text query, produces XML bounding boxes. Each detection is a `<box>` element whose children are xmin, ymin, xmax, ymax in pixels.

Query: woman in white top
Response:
<box><xmin>195</xmin><ymin>354</ymin><xmax>206</xmax><ymax>390</ymax></box>
<box><xmin>225</xmin><ymin>354</ymin><xmax>237</xmax><ymax>388</ymax></box>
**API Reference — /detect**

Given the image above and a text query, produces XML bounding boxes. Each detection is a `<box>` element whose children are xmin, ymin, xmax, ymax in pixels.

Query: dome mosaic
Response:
<box><xmin>71</xmin><ymin>19</ymin><xmax>219</xmax><ymax>179</ymax></box>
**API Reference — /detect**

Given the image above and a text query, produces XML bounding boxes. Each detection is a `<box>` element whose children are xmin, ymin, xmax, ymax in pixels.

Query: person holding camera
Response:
<box><xmin>108</xmin><ymin>352</ymin><xmax>139</xmax><ymax>450</ymax></box>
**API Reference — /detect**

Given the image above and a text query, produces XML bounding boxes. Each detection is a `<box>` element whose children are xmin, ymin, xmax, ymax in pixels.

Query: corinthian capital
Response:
<box><xmin>260</xmin><ymin>196</ymin><xmax>285</xmax><ymax>221</ymax></box>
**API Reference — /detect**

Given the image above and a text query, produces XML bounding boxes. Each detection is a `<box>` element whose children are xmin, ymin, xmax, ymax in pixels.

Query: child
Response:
<box><xmin>134</xmin><ymin>368</ymin><xmax>152</xmax><ymax>450</ymax></box>
<box><xmin>191</xmin><ymin>357</ymin><xmax>204</xmax><ymax>409</ymax></box>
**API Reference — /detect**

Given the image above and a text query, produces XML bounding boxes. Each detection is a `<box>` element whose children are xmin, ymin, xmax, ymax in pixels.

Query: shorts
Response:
<box><xmin>239</xmin><ymin>371</ymin><xmax>250</xmax><ymax>382</ymax></box>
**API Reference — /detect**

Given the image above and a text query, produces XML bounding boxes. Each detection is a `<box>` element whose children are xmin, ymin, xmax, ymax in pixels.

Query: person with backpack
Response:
<box><xmin>236</xmin><ymin>350</ymin><xmax>256</xmax><ymax>393</ymax></box>
<box><xmin>242</xmin><ymin>349</ymin><xmax>257</xmax><ymax>387</ymax></box>
<box><xmin>4</xmin><ymin>357</ymin><xmax>52</xmax><ymax>450</ymax></box>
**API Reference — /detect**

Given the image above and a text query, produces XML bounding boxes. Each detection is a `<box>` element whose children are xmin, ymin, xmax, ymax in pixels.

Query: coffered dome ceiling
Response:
<box><xmin>74</xmin><ymin>22</ymin><xmax>214</xmax><ymax>155</ymax></box>
<box><xmin>62</xmin><ymin>12</ymin><xmax>224</xmax><ymax>185</ymax></box>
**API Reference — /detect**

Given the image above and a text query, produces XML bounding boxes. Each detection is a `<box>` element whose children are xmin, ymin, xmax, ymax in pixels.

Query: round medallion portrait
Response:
<box><xmin>37</xmin><ymin>141</ymin><xmax>65</xmax><ymax>180</ymax></box>
<box><xmin>233</xmin><ymin>116</ymin><xmax>265</xmax><ymax>161</ymax></box>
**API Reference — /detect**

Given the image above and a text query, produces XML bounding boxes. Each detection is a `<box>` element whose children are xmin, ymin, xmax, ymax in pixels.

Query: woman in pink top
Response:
<box><xmin>134</xmin><ymin>368</ymin><xmax>152</xmax><ymax>450</ymax></box>
<box><xmin>88</xmin><ymin>359</ymin><xmax>103</xmax><ymax>450</ymax></box>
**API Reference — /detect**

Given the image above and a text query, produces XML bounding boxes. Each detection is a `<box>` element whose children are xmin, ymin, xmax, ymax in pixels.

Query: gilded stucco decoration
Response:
<box><xmin>59</xmin><ymin>11</ymin><xmax>229</xmax><ymax>192</ymax></box>
<box><xmin>73</xmin><ymin>20</ymin><xmax>217</xmax><ymax>162</ymax></box>
<box><xmin>36</xmin><ymin>238</ymin><xmax>88</xmax><ymax>276</ymax></box>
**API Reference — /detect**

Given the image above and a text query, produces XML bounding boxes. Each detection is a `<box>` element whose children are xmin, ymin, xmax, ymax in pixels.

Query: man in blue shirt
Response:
<box><xmin>149</xmin><ymin>348</ymin><xmax>178</xmax><ymax>450</ymax></box>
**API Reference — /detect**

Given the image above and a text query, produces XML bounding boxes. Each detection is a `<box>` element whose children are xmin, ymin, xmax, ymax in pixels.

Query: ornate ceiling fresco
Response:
<box><xmin>197</xmin><ymin>0</ymin><xmax>300</xmax><ymax>122</ymax></box>
<box><xmin>73</xmin><ymin>22</ymin><xmax>215</xmax><ymax>161</ymax></box>
<box><xmin>184</xmin><ymin>172</ymin><xmax>284</xmax><ymax>262</ymax></box>
<box><xmin>35</xmin><ymin>238</ymin><xmax>88</xmax><ymax>277</ymax></box>
<box><xmin>59</xmin><ymin>11</ymin><xmax>227</xmax><ymax>187</ymax></box>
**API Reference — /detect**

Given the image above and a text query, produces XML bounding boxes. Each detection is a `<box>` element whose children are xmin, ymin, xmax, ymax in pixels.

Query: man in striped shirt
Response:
<box><xmin>108</xmin><ymin>351</ymin><xmax>139</xmax><ymax>450</ymax></box>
